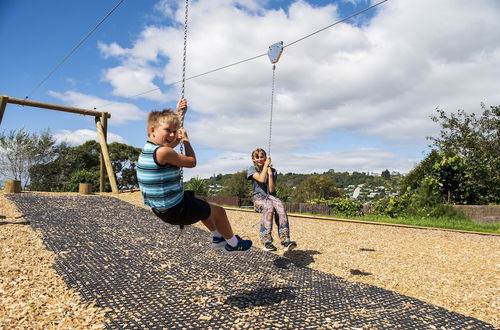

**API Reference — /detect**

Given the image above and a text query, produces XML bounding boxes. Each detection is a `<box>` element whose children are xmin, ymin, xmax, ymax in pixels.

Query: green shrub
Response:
<box><xmin>63</xmin><ymin>170</ymin><xmax>101</xmax><ymax>192</ymax></box>
<box><xmin>372</xmin><ymin>193</ymin><xmax>410</xmax><ymax>218</ymax></box>
<box><xmin>309</xmin><ymin>198</ymin><xmax>363</xmax><ymax>217</ymax></box>
<box><xmin>372</xmin><ymin>183</ymin><xmax>468</xmax><ymax>220</ymax></box>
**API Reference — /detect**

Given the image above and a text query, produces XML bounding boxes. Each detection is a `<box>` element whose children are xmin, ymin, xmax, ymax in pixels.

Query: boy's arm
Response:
<box><xmin>156</xmin><ymin>146</ymin><xmax>196</xmax><ymax>168</ymax></box>
<box><xmin>156</xmin><ymin>128</ymin><xmax>196</xmax><ymax>168</ymax></box>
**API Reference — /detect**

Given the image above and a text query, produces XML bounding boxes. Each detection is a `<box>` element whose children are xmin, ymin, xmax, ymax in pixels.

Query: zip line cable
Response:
<box><xmin>25</xmin><ymin>0</ymin><xmax>126</xmax><ymax>99</ymax></box>
<box><xmin>284</xmin><ymin>0</ymin><xmax>388</xmax><ymax>49</ymax></box>
<box><xmin>93</xmin><ymin>53</ymin><xmax>267</xmax><ymax>110</ymax></box>
<box><xmin>92</xmin><ymin>0</ymin><xmax>387</xmax><ymax>110</ymax></box>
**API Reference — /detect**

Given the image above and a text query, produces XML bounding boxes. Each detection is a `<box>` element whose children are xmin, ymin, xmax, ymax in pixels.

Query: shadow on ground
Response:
<box><xmin>273</xmin><ymin>249</ymin><xmax>320</xmax><ymax>269</ymax></box>
<box><xmin>225</xmin><ymin>287</ymin><xmax>296</xmax><ymax>308</ymax></box>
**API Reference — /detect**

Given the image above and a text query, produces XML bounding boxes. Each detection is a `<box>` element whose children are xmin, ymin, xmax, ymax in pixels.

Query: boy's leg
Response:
<box><xmin>201</xmin><ymin>204</ymin><xmax>234</xmax><ymax>239</ymax></box>
<box><xmin>202</xmin><ymin>204</ymin><xmax>252</xmax><ymax>252</ymax></box>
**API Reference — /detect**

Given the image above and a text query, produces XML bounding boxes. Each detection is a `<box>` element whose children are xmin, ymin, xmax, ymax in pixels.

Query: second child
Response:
<box><xmin>247</xmin><ymin>148</ymin><xmax>297</xmax><ymax>252</ymax></box>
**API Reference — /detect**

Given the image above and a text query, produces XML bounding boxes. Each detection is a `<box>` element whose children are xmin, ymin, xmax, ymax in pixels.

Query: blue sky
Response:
<box><xmin>1</xmin><ymin>0</ymin><xmax>499</xmax><ymax>180</ymax></box>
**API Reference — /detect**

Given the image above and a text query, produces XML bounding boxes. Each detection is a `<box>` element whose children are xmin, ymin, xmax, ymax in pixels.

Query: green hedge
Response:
<box><xmin>308</xmin><ymin>198</ymin><xmax>363</xmax><ymax>217</ymax></box>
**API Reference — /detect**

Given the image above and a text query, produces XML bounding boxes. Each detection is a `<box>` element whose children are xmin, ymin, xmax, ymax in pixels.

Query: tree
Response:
<box><xmin>186</xmin><ymin>176</ymin><xmax>208</xmax><ymax>196</ymax></box>
<box><xmin>0</xmin><ymin>128</ymin><xmax>57</xmax><ymax>188</ymax></box>
<box><xmin>275</xmin><ymin>183</ymin><xmax>293</xmax><ymax>202</ymax></box>
<box><xmin>402</xmin><ymin>150</ymin><xmax>472</xmax><ymax>205</ymax></box>
<box><xmin>218</xmin><ymin>170</ymin><xmax>251</xmax><ymax>198</ymax></box>
<box><xmin>29</xmin><ymin>140</ymin><xmax>101</xmax><ymax>191</ymax></box>
<box><xmin>108</xmin><ymin>142</ymin><xmax>141</xmax><ymax>190</ymax></box>
<box><xmin>381</xmin><ymin>169</ymin><xmax>391</xmax><ymax>180</ymax></box>
<box><xmin>63</xmin><ymin>169</ymin><xmax>103</xmax><ymax>192</ymax></box>
<box><xmin>293</xmin><ymin>174</ymin><xmax>343</xmax><ymax>203</ymax></box>
<box><xmin>400</xmin><ymin>150</ymin><xmax>442</xmax><ymax>194</ymax></box>
<box><xmin>29</xmin><ymin>140</ymin><xmax>141</xmax><ymax>192</ymax></box>
<box><xmin>432</xmin><ymin>153</ymin><xmax>470</xmax><ymax>204</ymax></box>
<box><xmin>428</xmin><ymin>104</ymin><xmax>500</xmax><ymax>204</ymax></box>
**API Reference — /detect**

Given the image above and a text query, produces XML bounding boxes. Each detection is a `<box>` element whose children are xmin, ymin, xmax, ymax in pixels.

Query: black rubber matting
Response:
<box><xmin>6</xmin><ymin>193</ymin><xmax>496</xmax><ymax>329</ymax></box>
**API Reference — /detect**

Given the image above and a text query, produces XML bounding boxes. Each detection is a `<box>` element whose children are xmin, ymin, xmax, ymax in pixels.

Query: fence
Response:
<box><xmin>452</xmin><ymin>205</ymin><xmax>500</xmax><ymax>223</ymax></box>
<box><xmin>200</xmin><ymin>196</ymin><xmax>334</xmax><ymax>216</ymax></box>
<box><xmin>284</xmin><ymin>203</ymin><xmax>333</xmax><ymax>215</ymax></box>
<box><xmin>199</xmin><ymin>196</ymin><xmax>500</xmax><ymax>223</ymax></box>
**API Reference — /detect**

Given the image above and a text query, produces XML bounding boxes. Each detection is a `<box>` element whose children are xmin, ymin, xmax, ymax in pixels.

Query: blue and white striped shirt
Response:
<box><xmin>136</xmin><ymin>141</ymin><xmax>183</xmax><ymax>209</ymax></box>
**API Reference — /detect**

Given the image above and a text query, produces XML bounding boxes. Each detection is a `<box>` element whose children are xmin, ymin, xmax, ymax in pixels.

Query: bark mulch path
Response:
<box><xmin>3</xmin><ymin>192</ymin><xmax>498</xmax><ymax>329</ymax></box>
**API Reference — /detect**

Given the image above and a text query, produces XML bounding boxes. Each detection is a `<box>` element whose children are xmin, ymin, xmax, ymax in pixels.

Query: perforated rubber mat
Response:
<box><xmin>7</xmin><ymin>193</ymin><xmax>495</xmax><ymax>329</ymax></box>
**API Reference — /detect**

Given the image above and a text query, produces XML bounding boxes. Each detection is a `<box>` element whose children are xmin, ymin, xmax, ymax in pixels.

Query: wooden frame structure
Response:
<box><xmin>0</xmin><ymin>95</ymin><xmax>118</xmax><ymax>193</ymax></box>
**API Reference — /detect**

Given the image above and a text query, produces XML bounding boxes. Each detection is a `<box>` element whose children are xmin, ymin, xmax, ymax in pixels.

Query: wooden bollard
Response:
<box><xmin>79</xmin><ymin>183</ymin><xmax>92</xmax><ymax>195</ymax></box>
<box><xmin>4</xmin><ymin>180</ymin><xmax>21</xmax><ymax>193</ymax></box>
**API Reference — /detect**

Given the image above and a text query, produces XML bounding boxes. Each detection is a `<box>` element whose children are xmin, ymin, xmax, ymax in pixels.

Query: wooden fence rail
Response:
<box><xmin>199</xmin><ymin>196</ymin><xmax>333</xmax><ymax>216</ymax></box>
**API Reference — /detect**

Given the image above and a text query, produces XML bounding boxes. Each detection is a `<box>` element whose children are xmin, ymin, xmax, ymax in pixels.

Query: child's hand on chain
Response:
<box><xmin>176</xmin><ymin>98</ymin><xmax>188</xmax><ymax>119</ymax></box>
<box><xmin>177</xmin><ymin>127</ymin><xmax>190</xmax><ymax>143</ymax></box>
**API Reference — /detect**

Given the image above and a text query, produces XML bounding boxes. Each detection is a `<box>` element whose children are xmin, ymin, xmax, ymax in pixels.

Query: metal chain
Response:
<box><xmin>180</xmin><ymin>0</ymin><xmax>188</xmax><ymax>107</ymax></box>
<box><xmin>179</xmin><ymin>0</ymin><xmax>189</xmax><ymax>185</ymax></box>
<box><xmin>268</xmin><ymin>64</ymin><xmax>276</xmax><ymax>156</ymax></box>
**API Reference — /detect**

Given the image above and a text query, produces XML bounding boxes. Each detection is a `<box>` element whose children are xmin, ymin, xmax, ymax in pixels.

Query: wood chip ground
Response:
<box><xmin>1</xmin><ymin>191</ymin><xmax>498</xmax><ymax>328</ymax></box>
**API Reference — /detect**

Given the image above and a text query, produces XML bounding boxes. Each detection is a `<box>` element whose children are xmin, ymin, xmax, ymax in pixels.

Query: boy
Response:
<box><xmin>136</xmin><ymin>99</ymin><xmax>252</xmax><ymax>252</ymax></box>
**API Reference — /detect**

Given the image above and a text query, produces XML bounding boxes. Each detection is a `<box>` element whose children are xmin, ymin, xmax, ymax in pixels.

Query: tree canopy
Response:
<box><xmin>293</xmin><ymin>174</ymin><xmax>343</xmax><ymax>203</ymax></box>
<box><xmin>29</xmin><ymin>140</ymin><xmax>141</xmax><ymax>192</ymax></box>
<box><xmin>426</xmin><ymin>104</ymin><xmax>499</xmax><ymax>204</ymax></box>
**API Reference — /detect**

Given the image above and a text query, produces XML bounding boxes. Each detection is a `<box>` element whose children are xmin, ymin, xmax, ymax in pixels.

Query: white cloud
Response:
<box><xmin>98</xmin><ymin>0</ymin><xmax>500</xmax><ymax>174</ymax></box>
<box><xmin>102</xmin><ymin>65</ymin><xmax>166</xmax><ymax>101</ymax></box>
<box><xmin>53</xmin><ymin>129</ymin><xmax>128</xmax><ymax>145</ymax></box>
<box><xmin>154</xmin><ymin>0</ymin><xmax>176</xmax><ymax>19</ymax></box>
<box><xmin>98</xmin><ymin>41</ymin><xmax>129</xmax><ymax>59</ymax></box>
<box><xmin>48</xmin><ymin>90</ymin><xmax>147</xmax><ymax>125</ymax></box>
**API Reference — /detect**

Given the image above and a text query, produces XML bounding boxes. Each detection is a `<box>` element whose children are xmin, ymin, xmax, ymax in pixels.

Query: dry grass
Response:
<box><xmin>1</xmin><ymin>190</ymin><xmax>499</xmax><ymax>328</ymax></box>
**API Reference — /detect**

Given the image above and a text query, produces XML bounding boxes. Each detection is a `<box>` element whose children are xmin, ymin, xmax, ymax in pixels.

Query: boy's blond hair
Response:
<box><xmin>146</xmin><ymin>109</ymin><xmax>180</xmax><ymax>136</ymax></box>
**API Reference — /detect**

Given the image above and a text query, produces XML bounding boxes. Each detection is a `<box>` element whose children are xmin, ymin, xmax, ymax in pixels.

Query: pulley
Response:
<box><xmin>267</xmin><ymin>41</ymin><xmax>284</xmax><ymax>64</ymax></box>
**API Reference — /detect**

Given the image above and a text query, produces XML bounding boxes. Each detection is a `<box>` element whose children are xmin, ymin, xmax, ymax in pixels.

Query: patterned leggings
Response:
<box><xmin>253</xmin><ymin>195</ymin><xmax>291</xmax><ymax>244</ymax></box>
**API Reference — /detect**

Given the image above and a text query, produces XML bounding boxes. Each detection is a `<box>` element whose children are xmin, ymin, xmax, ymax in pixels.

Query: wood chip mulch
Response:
<box><xmin>0</xmin><ymin>192</ymin><xmax>106</xmax><ymax>328</ymax></box>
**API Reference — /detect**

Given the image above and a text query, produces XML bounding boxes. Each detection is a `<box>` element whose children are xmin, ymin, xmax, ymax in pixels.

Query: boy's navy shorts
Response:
<box><xmin>152</xmin><ymin>191</ymin><xmax>211</xmax><ymax>226</ymax></box>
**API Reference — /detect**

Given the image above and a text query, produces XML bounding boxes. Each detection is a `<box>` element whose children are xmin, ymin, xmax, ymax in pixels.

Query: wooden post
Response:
<box><xmin>95</xmin><ymin>119</ymin><xmax>119</xmax><ymax>193</ymax></box>
<box><xmin>79</xmin><ymin>183</ymin><xmax>92</xmax><ymax>194</ymax></box>
<box><xmin>99</xmin><ymin>114</ymin><xmax>108</xmax><ymax>193</ymax></box>
<box><xmin>0</xmin><ymin>95</ymin><xmax>8</xmax><ymax>125</ymax></box>
<box><xmin>4</xmin><ymin>180</ymin><xmax>21</xmax><ymax>193</ymax></box>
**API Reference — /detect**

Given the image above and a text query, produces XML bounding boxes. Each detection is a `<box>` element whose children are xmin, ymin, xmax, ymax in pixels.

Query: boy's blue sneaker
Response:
<box><xmin>212</xmin><ymin>236</ymin><xmax>226</xmax><ymax>248</ymax></box>
<box><xmin>224</xmin><ymin>235</ymin><xmax>252</xmax><ymax>252</ymax></box>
